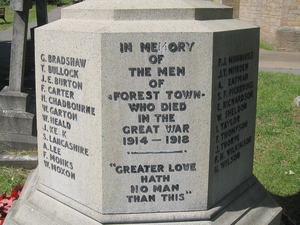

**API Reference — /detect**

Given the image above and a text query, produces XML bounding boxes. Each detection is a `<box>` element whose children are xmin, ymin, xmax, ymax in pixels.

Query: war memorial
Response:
<box><xmin>4</xmin><ymin>0</ymin><xmax>282</xmax><ymax>224</ymax></box>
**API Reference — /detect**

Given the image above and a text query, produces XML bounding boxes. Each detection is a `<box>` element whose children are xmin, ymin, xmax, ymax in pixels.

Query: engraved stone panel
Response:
<box><xmin>4</xmin><ymin>1</ymin><xmax>282</xmax><ymax>225</ymax></box>
<box><xmin>35</xmin><ymin>17</ymin><xmax>259</xmax><ymax>214</ymax></box>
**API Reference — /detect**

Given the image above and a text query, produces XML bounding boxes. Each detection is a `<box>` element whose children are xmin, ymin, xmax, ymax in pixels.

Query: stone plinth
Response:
<box><xmin>276</xmin><ymin>26</ymin><xmax>300</xmax><ymax>51</ymax></box>
<box><xmin>0</xmin><ymin>86</ymin><xmax>30</xmax><ymax>111</ymax></box>
<box><xmin>5</xmin><ymin>171</ymin><xmax>281</xmax><ymax>224</ymax></box>
<box><xmin>4</xmin><ymin>0</ymin><xmax>282</xmax><ymax>224</ymax></box>
<box><xmin>0</xmin><ymin>86</ymin><xmax>36</xmax><ymax>150</ymax></box>
<box><xmin>0</xmin><ymin>0</ymin><xmax>36</xmax><ymax>151</ymax></box>
<box><xmin>0</xmin><ymin>86</ymin><xmax>36</xmax><ymax>148</ymax></box>
<box><xmin>0</xmin><ymin>110</ymin><xmax>34</xmax><ymax>135</ymax></box>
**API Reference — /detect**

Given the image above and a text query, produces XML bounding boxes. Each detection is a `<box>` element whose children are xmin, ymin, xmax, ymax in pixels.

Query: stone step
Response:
<box><xmin>0</xmin><ymin>109</ymin><xmax>35</xmax><ymax>135</ymax></box>
<box><xmin>61</xmin><ymin>0</ymin><xmax>233</xmax><ymax>21</ymax></box>
<box><xmin>0</xmin><ymin>154</ymin><xmax>38</xmax><ymax>169</ymax></box>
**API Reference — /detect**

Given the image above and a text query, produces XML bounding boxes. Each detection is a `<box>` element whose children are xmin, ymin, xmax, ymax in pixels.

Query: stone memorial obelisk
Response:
<box><xmin>5</xmin><ymin>0</ymin><xmax>282</xmax><ymax>224</ymax></box>
<box><xmin>0</xmin><ymin>0</ymin><xmax>36</xmax><ymax>150</ymax></box>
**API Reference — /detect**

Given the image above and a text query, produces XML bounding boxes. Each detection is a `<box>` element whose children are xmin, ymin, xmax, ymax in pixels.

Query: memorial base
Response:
<box><xmin>0</xmin><ymin>86</ymin><xmax>36</xmax><ymax>150</ymax></box>
<box><xmin>5</xmin><ymin>169</ymin><xmax>282</xmax><ymax>225</ymax></box>
<box><xmin>0</xmin><ymin>86</ymin><xmax>31</xmax><ymax>111</ymax></box>
<box><xmin>0</xmin><ymin>110</ymin><xmax>35</xmax><ymax>135</ymax></box>
<box><xmin>0</xmin><ymin>133</ymin><xmax>37</xmax><ymax>151</ymax></box>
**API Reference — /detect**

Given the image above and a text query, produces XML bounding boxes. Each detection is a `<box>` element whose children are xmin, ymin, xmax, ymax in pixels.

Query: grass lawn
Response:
<box><xmin>0</xmin><ymin>166</ymin><xmax>29</xmax><ymax>194</ymax></box>
<box><xmin>259</xmin><ymin>42</ymin><xmax>275</xmax><ymax>51</ymax></box>
<box><xmin>254</xmin><ymin>71</ymin><xmax>300</xmax><ymax>223</ymax></box>
<box><xmin>0</xmin><ymin>72</ymin><xmax>299</xmax><ymax>222</ymax></box>
<box><xmin>0</xmin><ymin>4</ymin><xmax>57</xmax><ymax>31</ymax></box>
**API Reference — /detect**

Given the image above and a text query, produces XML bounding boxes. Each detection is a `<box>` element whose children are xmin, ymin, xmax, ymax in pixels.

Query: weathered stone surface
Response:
<box><xmin>0</xmin><ymin>87</ymin><xmax>36</xmax><ymax>149</ymax></box>
<box><xmin>214</xmin><ymin>0</ymin><xmax>300</xmax><ymax>51</ymax></box>
<box><xmin>34</xmin><ymin>10</ymin><xmax>259</xmax><ymax>216</ymax></box>
<box><xmin>0</xmin><ymin>86</ymin><xmax>29</xmax><ymax>111</ymax></box>
<box><xmin>62</xmin><ymin>0</ymin><xmax>233</xmax><ymax>21</ymax></box>
<box><xmin>10</xmin><ymin>0</ymin><xmax>32</xmax><ymax>11</ymax></box>
<box><xmin>5</xmin><ymin>0</ymin><xmax>281</xmax><ymax>224</ymax></box>
<box><xmin>0</xmin><ymin>133</ymin><xmax>37</xmax><ymax>151</ymax></box>
<box><xmin>0</xmin><ymin>109</ymin><xmax>35</xmax><ymax>134</ymax></box>
<box><xmin>0</xmin><ymin>155</ymin><xmax>37</xmax><ymax>169</ymax></box>
<box><xmin>5</xmin><ymin>170</ymin><xmax>282</xmax><ymax>224</ymax></box>
<box><xmin>276</xmin><ymin>26</ymin><xmax>300</xmax><ymax>51</ymax></box>
<box><xmin>0</xmin><ymin>0</ymin><xmax>36</xmax><ymax>151</ymax></box>
<box><xmin>9</xmin><ymin>9</ymin><xmax>29</xmax><ymax>92</ymax></box>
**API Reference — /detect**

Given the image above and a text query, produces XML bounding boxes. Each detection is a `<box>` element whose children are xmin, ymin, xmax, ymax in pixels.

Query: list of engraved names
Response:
<box><xmin>38</xmin><ymin>54</ymin><xmax>95</xmax><ymax>180</ymax></box>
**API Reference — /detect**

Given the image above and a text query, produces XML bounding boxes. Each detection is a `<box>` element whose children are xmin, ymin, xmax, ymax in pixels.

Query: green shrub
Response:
<box><xmin>47</xmin><ymin>0</ymin><xmax>74</xmax><ymax>5</ymax></box>
<box><xmin>0</xmin><ymin>0</ymin><xmax>10</xmax><ymax>5</ymax></box>
<box><xmin>0</xmin><ymin>0</ymin><xmax>73</xmax><ymax>6</ymax></box>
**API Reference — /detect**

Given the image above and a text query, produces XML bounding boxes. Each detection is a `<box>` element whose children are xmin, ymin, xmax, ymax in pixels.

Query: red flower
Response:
<box><xmin>0</xmin><ymin>184</ymin><xmax>24</xmax><ymax>225</ymax></box>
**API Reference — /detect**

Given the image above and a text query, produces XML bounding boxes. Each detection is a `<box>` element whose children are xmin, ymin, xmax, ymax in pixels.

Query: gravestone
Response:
<box><xmin>5</xmin><ymin>0</ymin><xmax>282</xmax><ymax>224</ymax></box>
<box><xmin>0</xmin><ymin>0</ymin><xmax>36</xmax><ymax>150</ymax></box>
<box><xmin>36</xmin><ymin>0</ymin><xmax>47</xmax><ymax>27</ymax></box>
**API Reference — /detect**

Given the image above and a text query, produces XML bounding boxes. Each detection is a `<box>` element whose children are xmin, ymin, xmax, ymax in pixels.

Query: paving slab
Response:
<box><xmin>259</xmin><ymin>49</ymin><xmax>300</xmax><ymax>75</ymax></box>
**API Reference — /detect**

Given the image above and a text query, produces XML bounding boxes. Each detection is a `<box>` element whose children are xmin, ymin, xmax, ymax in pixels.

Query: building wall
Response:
<box><xmin>281</xmin><ymin>0</ymin><xmax>300</xmax><ymax>27</ymax></box>
<box><xmin>213</xmin><ymin>0</ymin><xmax>300</xmax><ymax>51</ymax></box>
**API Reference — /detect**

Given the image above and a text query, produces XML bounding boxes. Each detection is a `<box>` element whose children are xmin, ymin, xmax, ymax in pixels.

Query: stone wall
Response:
<box><xmin>278</xmin><ymin>0</ymin><xmax>300</xmax><ymax>51</ymax></box>
<box><xmin>281</xmin><ymin>0</ymin><xmax>300</xmax><ymax>27</ymax></box>
<box><xmin>213</xmin><ymin>0</ymin><xmax>300</xmax><ymax>51</ymax></box>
